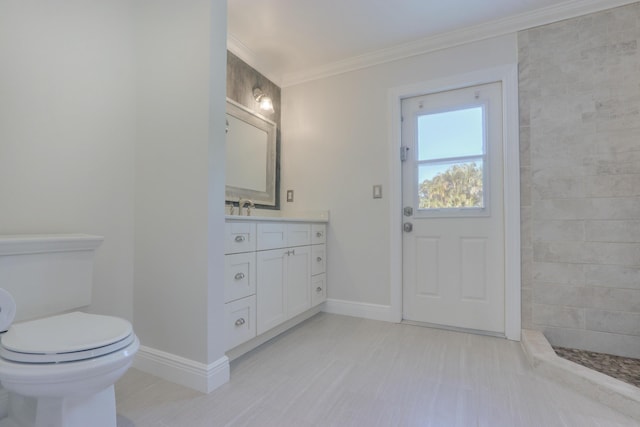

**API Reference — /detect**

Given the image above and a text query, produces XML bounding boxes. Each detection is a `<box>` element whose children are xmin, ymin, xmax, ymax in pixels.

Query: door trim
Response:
<box><xmin>387</xmin><ymin>65</ymin><xmax>521</xmax><ymax>341</ymax></box>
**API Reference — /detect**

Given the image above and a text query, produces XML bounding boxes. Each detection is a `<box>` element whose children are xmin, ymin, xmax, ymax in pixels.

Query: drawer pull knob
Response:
<box><xmin>316</xmin><ymin>257</ymin><xmax>322</xmax><ymax>262</ymax></box>
<box><xmin>235</xmin><ymin>318</ymin><xmax>246</xmax><ymax>326</ymax></box>
<box><xmin>316</xmin><ymin>287</ymin><xmax>323</xmax><ymax>293</ymax></box>
<box><xmin>316</xmin><ymin>232</ymin><xmax>323</xmax><ymax>237</ymax></box>
<box><xmin>234</xmin><ymin>235</ymin><xmax>245</xmax><ymax>242</ymax></box>
<box><xmin>234</xmin><ymin>272</ymin><xmax>245</xmax><ymax>280</ymax></box>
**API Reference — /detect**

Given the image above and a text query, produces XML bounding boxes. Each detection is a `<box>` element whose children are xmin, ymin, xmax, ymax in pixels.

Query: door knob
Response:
<box><xmin>403</xmin><ymin>222</ymin><xmax>413</xmax><ymax>232</ymax></box>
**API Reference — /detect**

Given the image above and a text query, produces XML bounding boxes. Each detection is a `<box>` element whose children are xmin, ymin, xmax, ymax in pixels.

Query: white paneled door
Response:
<box><xmin>401</xmin><ymin>82</ymin><xmax>505</xmax><ymax>334</ymax></box>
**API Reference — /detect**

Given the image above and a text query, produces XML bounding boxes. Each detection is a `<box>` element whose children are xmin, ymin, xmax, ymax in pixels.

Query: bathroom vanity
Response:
<box><xmin>224</xmin><ymin>216</ymin><xmax>327</xmax><ymax>359</ymax></box>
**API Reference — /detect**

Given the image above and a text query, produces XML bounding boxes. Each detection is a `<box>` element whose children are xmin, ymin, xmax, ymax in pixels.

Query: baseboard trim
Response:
<box><xmin>322</xmin><ymin>299</ymin><xmax>395</xmax><ymax>322</ymax></box>
<box><xmin>133</xmin><ymin>346</ymin><xmax>229</xmax><ymax>394</ymax></box>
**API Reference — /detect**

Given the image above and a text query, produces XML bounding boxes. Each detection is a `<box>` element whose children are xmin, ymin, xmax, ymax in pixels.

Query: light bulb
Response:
<box><xmin>259</xmin><ymin>96</ymin><xmax>274</xmax><ymax>113</ymax></box>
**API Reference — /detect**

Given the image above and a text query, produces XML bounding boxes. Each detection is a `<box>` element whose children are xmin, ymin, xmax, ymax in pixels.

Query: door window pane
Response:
<box><xmin>418</xmin><ymin>160</ymin><xmax>484</xmax><ymax>209</ymax></box>
<box><xmin>418</xmin><ymin>107</ymin><xmax>484</xmax><ymax>161</ymax></box>
<box><xmin>415</xmin><ymin>104</ymin><xmax>487</xmax><ymax>211</ymax></box>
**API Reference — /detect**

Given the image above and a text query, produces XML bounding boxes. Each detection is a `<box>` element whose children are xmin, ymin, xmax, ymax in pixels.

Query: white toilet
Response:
<box><xmin>0</xmin><ymin>234</ymin><xmax>139</xmax><ymax>427</ymax></box>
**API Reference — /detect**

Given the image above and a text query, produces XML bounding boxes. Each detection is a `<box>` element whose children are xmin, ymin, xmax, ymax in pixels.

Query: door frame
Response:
<box><xmin>388</xmin><ymin>65</ymin><xmax>521</xmax><ymax>341</ymax></box>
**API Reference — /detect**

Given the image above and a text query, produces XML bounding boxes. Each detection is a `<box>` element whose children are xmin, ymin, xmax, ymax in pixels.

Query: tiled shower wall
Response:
<box><xmin>519</xmin><ymin>3</ymin><xmax>640</xmax><ymax>358</ymax></box>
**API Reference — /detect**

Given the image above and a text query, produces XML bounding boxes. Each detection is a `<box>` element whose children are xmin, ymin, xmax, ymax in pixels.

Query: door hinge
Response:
<box><xmin>400</xmin><ymin>146</ymin><xmax>409</xmax><ymax>162</ymax></box>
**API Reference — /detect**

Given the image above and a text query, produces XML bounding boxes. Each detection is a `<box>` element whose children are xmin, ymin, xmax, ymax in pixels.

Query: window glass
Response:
<box><xmin>417</xmin><ymin>107</ymin><xmax>483</xmax><ymax>161</ymax></box>
<box><xmin>416</xmin><ymin>105</ymin><xmax>486</xmax><ymax>210</ymax></box>
<box><xmin>418</xmin><ymin>160</ymin><xmax>484</xmax><ymax>209</ymax></box>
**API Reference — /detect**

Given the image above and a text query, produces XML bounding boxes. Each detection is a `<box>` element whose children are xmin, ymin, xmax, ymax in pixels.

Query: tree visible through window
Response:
<box><xmin>419</xmin><ymin>162</ymin><xmax>483</xmax><ymax>208</ymax></box>
<box><xmin>417</xmin><ymin>106</ymin><xmax>486</xmax><ymax>210</ymax></box>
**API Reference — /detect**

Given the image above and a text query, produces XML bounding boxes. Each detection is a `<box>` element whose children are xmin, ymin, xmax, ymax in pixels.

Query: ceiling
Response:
<box><xmin>227</xmin><ymin>0</ymin><xmax>633</xmax><ymax>86</ymax></box>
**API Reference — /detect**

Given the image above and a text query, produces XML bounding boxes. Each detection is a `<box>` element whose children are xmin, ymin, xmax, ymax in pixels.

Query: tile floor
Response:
<box><xmin>115</xmin><ymin>313</ymin><xmax>638</xmax><ymax>426</ymax></box>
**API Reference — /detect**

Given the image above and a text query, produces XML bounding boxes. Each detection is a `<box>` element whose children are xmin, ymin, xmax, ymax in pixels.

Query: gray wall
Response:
<box><xmin>227</xmin><ymin>51</ymin><xmax>281</xmax><ymax>209</ymax></box>
<box><xmin>281</xmin><ymin>35</ymin><xmax>518</xmax><ymax>307</ymax></box>
<box><xmin>133</xmin><ymin>0</ymin><xmax>227</xmax><ymax>370</ymax></box>
<box><xmin>0</xmin><ymin>0</ymin><xmax>136</xmax><ymax>322</ymax></box>
<box><xmin>519</xmin><ymin>3</ymin><xmax>640</xmax><ymax>358</ymax></box>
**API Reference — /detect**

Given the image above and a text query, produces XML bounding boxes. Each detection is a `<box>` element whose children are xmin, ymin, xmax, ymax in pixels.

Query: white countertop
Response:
<box><xmin>225</xmin><ymin>211</ymin><xmax>329</xmax><ymax>223</ymax></box>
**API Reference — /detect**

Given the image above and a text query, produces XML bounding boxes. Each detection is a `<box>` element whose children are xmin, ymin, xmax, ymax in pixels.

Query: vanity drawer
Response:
<box><xmin>224</xmin><ymin>252</ymin><xmax>256</xmax><ymax>303</ymax></box>
<box><xmin>311</xmin><ymin>224</ymin><xmax>326</xmax><ymax>245</ymax></box>
<box><xmin>311</xmin><ymin>274</ymin><xmax>327</xmax><ymax>307</ymax></box>
<box><xmin>225</xmin><ymin>295</ymin><xmax>256</xmax><ymax>351</ymax></box>
<box><xmin>311</xmin><ymin>244</ymin><xmax>326</xmax><ymax>276</ymax></box>
<box><xmin>257</xmin><ymin>223</ymin><xmax>311</xmax><ymax>250</ymax></box>
<box><xmin>225</xmin><ymin>222</ymin><xmax>256</xmax><ymax>254</ymax></box>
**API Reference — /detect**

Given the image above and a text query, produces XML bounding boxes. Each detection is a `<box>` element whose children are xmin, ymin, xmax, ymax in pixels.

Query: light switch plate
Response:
<box><xmin>373</xmin><ymin>185</ymin><xmax>382</xmax><ymax>199</ymax></box>
<box><xmin>286</xmin><ymin>190</ymin><xmax>294</xmax><ymax>202</ymax></box>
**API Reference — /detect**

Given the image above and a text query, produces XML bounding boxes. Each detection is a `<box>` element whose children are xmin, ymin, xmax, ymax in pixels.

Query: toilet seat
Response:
<box><xmin>0</xmin><ymin>312</ymin><xmax>134</xmax><ymax>364</ymax></box>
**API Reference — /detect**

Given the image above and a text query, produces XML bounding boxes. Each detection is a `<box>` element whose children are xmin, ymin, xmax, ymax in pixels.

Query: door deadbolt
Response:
<box><xmin>403</xmin><ymin>222</ymin><xmax>413</xmax><ymax>232</ymax></box>
<box><xmin>403</xmin><ymin>206</ymin><xmax>413</xmax><ymax>217</ymax></box>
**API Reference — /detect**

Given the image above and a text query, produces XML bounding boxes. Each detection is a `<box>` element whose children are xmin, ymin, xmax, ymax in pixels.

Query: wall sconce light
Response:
<box><xmin>253</xmin><ymin>87</ymin><xmax>275</xmax><ymax>113</ymax></box>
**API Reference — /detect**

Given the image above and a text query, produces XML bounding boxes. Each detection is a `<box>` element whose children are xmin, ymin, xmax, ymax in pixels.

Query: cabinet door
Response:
<box><xmin>257</xmin><ymin>248</ymin><xmax>287</xmax><ymax>335</ymax></box>
<box><xmin>286</xmin><ymin>246</ymin><xmax>311</xmax><ymax>319</ymax></box>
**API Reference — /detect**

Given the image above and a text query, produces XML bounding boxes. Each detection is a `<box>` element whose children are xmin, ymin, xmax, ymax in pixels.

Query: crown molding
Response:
<box><xmin>227</xmin><ymin>33</ymin><xmax>283</xmax><ymax>87</ymax></box>
<box><xmin>281</xmin><ymin>0</ymin><xmax>638</xmax><ymax>87</ymax></box>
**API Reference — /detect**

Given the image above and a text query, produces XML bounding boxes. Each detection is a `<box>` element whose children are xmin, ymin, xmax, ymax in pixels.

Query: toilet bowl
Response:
<box><xmin>0</xmin><ymin>312</ymin><xmax>139</xmax><ymax>427</ymax></box>
<box><xmin>0</xmin><ymin>234</ymin><xmax>136</xmax><ymax>427</ymax></box>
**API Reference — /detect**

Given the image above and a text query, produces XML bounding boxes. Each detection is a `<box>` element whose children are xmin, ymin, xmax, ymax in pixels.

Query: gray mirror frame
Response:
<box><xmin>225</xmin><ymin>98</ymin><xmax>277</xmax><ymax>206</ymax></box>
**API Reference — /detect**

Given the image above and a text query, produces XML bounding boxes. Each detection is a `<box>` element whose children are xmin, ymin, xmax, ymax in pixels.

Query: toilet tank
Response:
<box><xmin>0</xmin><ymin>234</ymin><xmax>103</xmax><ymax>322</ymax></box>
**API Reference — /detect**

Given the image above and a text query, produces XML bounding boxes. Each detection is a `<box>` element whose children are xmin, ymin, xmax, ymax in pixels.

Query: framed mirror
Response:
<box><xmin>225</xmin><ymin>98</ymin><xmax>277</xmax><ymax>206</ymax></box>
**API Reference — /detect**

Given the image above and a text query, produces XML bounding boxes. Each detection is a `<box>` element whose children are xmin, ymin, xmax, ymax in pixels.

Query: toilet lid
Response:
<box><xmin>0</xmin><ymin>312</ymin><xmax>133</xmax><ymax>363</ymax></box>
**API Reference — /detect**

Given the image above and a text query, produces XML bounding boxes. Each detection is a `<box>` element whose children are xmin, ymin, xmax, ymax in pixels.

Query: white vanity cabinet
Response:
<box><xmin>256</xmin><ymin>245</ymin><xmax>311</xmax><ymax>334</ymax></box>
<box><xmin>256</xmin><ymin>222</ymin><xmax>312</xmax><ymax>250</ymax></box>
<box><xmin>223</xmin><ymin>225</ymin><xmax>258</xmax><ymax>352</ymax></box>
<box><xmin>225</xmin><ymin>221</ymin><xmax>256</xmax><ymax>254</ymax></box>
<box><xmin>225</xmin><ymin>218</ymin><xmax>327</xmax><ymax>353</ymax></box>
<box><xmin>311</xmin><ymin>274</ymin><xmax>326</xmax><ymax>306</ymax></box>
<box><xmin>286</xmin><ymin>246</ymin><xmax>312</xmax><ymax>317</ymax></box>
<box><xmin>310</xmin><ymin>224</ymin><xmax>327</xmax><ymax>306</ymax></box>
<box><xmin>224</xmin><ymin>252</ymin><xmax>256</xmax><ymax>303</ymax></box>
<box><xmin>224</xmin><ymin>295</ymin><xmax>256</xmax><ymax>350</ymax></box>
<box><xmin>256</xmin><ymin>223</ymin><xmax>312</xmax><ymax>334</ymax></box>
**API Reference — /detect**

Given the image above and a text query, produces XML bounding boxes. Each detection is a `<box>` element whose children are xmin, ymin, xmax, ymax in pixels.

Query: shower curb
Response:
<box><xmin>521</xmin><ymin>329</ymin><xmax>640</xmax><ymax>422</ymax></box>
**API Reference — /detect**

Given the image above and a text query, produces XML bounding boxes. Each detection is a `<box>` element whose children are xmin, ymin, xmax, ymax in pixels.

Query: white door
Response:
<box><xmin>401</xmin><ymin>82</ymin><xmax>505</xmax><ymax>334</ymax></box>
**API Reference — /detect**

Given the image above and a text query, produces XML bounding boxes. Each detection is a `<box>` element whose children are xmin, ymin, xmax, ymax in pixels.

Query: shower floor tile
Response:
<box><xmin>553</xmin><ymin>346</ymin><xmax>640</xmax><ymax>388</ymax></box>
